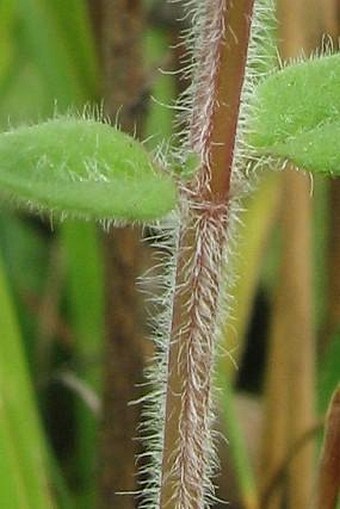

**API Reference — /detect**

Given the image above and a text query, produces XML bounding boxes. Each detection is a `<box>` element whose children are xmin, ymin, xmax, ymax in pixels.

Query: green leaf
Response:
<box><xmin>0</xmin><ymin>118</ymin><xmax>178</xmax><ymax>222</ymax></box>
<box><xmin>250</xmin><ymin>53</ymin><xmax>340</xmax><ymax>175</ymax></box>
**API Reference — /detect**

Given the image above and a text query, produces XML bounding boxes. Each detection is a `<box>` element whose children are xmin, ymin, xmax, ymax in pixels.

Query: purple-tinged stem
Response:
<box><xmin>159</xmin><ymin>1</ymin><xmax>255</xmax><ymax>507</ymax></box>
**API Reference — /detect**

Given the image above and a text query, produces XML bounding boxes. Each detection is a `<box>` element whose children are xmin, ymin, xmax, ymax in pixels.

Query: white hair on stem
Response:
<box><xmin>137</xmin><ymin>1</ymin><xmax>276</xmax><ymax>508</ymax></box>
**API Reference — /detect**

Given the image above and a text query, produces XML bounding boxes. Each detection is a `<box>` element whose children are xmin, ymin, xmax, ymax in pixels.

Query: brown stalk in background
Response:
<box><xmin>261</xmin><ymin>1</ymin><xmax>321</xmax><ymax>508</ymax></box>
<box><xmin>320</xmin><ymin>0</ymin><xmax>340</xmax><ymax>354</ymax></box>
<box><xmin>91</xmin><ymin>1</ymin><xmax>148</xmax><ymax>507</ymax></box>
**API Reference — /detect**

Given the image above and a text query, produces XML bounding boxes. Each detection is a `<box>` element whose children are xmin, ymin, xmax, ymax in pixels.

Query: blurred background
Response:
<box><xmin>0</xmin><ymin>1</ymin><xmax>339</xmax><ymax>508</ymax></box>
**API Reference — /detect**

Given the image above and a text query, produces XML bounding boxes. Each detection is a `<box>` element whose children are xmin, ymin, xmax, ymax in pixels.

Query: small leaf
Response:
<box><xmin>249</xmin><ymin>54</ymin><xmax>340</xmax><ymax>175</ymax></box>
<box><xmin>0</xmin><ymin>118</ymin><xmax>178</xmax><ymax>221</ymax></box>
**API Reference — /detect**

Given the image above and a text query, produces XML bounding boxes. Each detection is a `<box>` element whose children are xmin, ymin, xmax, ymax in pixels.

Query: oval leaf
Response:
<box><xmin>0</xmin><ymin>118</ymin><xmax>178</xmax><ymax>221</ymax></box>
<box><xmin>249</xmin><ymin>53</ymin><xmax>340</xmax><ymax>174</ymax></box>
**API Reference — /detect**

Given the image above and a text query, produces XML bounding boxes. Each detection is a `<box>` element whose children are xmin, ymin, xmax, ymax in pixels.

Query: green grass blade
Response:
<box><xmin>0</xmin><ymin>0</ymin><xmax>97</xmax><ymax>124</ymax></box>
<box><xmin>46</xmin><ymin>447</ymin><xmax>77</xmax><ymax>509</ymax></box>
<box><xmin>16</xmin><ymin>0</ymin><xmax>87</xmax><ymax>105</ymax></box>
<box><xmin>144</xmin><ymin>28</ymin><xmax>175</xmax><ymax>147</ymax></box>
<box><xmin>217</xmin><ymin>373</ymin><xmax>259</xmax><ymax>509</ymax></box>
<box><xmin>0</xmin><ymin>400</ymin><xmax>30</xmax><ymax>509</ymax></box>
<box><xmin>0</xmin><ymin>253</ymin><xmax>56</xmax><ymax>508</ymax></box>
<box><xmin>61</xmin><ymin>220</ymin><xmax>104</xmax><ymax>507</ymax></box>
<box><xmin>0</xmin><ymin>0</ymin><xmax>16</xmax><ymax>85</ymax></box>
<box><xmin>44</xmin><ymin>0</ymin><xmax>98</xmax><ymax>97</ymax></box>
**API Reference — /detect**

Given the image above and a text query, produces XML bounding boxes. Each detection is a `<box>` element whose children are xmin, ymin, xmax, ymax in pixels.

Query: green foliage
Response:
<box><xmin>0</xmin><ymin>254</ymin><xmax>56</xmax><ymax>509</ymax></box>
<box><xmin>61</xmin><ymin>221</ymin><xmax>104</xmax><ymax>508</ymax></box>
<box><xmin>0</xmin><ymin>0</ymin><xmax>96</xmax><ymax>124</ymax></box>
<box><xmin>318</xmin><ymin>333</ymin><xmax>340</xmax><ymax>414</ymax></box>
<box><xmin>16</xmin><ymin>0</ymin><xmax>95</xmax><ymax>105</ymax></box>
<box><xmin>0</xmin><ymin>1</ymin><xmax>339</xmax><ymax>508</ymax></box>
<box><xmin>250</xmin><ymin>53</ymin><xmax>340</xmax><ymax>175</ymax></box>
<box><xmin>0</xmin><ymin>118</ymin><xmax>178</xmax><ymax>222</ymax></box>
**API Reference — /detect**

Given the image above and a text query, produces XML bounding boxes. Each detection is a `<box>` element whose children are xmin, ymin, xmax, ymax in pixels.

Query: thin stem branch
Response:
<box><xmin>315</xmin><ymin>387</ymin><xmax>340</xmax><ymax>509</ymax></box>
<box><xmin>261</xmin><ymin>420</ymin><xmax>324</xmax><ymax>508</ymax></box>
<box><xmin>159</xmin><ymin>2</ymin><xmax>255</xmax><ymax>507</ymax></box>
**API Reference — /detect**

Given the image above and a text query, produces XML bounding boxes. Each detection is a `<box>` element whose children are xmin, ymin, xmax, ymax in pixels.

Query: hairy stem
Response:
<box><xmin>159</xmin><ymin>2</ymin><xmax>255</xmax><ymax>507</ymax></box>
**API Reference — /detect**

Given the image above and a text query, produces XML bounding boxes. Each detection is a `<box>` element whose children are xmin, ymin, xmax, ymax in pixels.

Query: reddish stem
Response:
<box><xmin>159</xmin><ymin>1</ymin><xmax>255</xmax><ymax>507</ymax></box>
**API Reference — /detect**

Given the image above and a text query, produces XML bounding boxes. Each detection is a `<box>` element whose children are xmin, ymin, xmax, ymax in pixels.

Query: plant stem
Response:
<box><xmin>261</xmin><ymin>171</ymin><xmax>315</xmax><ymax>509</ymax></box>
<box><xmin>315</xmin><ymin>387</ymin><xmax>340</xmax><ymax>509</ymax></box>
<box><xmin>321</xmin><ymin>8</ymin><xmax>340</xmax><ymax>355</ymax></box>
<box><xmin>159</xmin><ymin>2</ymin><xmax>255</xmax><ymax>507</ymax></box>
<box><xmin>262</xmin><ymin>420</ymin><xmax>323</xmax><ymax>508</ymax></box>
<box><xmin>261</xmin><ymin>2</ymin><xmax>319</xmax><ymax>507</ymax></box>
<box><xmin>96</xmin><ymin>1</ymin><xmax>147</xmax><ymax>507</ymax></box>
